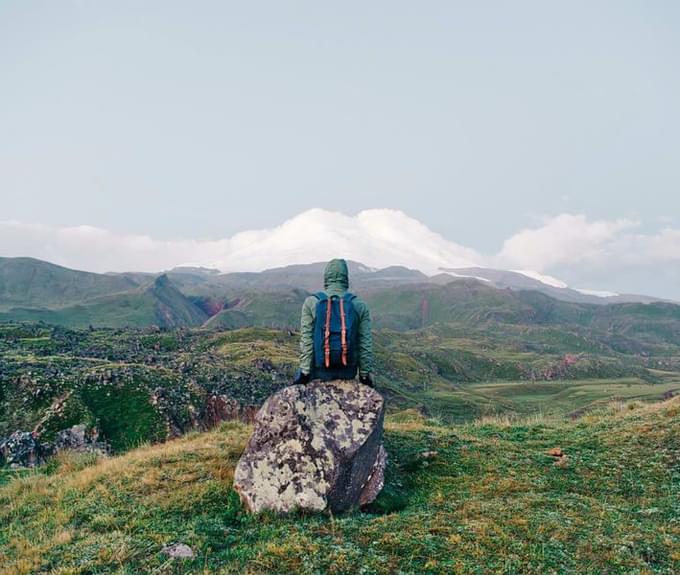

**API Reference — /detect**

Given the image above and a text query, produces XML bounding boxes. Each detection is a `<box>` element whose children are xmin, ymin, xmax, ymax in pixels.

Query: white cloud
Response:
<box><xmin>496</xmin><ymin>214</ymin><xmax>638</xmax><ymax>271</ymax></box>
<box><xmin>0</xmin><ymin>209</ymin><xmax>482</xmax><ymax>274</ymax></box>
<box><xmin>627</xmin><ymin>228</ymin><xmax>680</xmax><ymax>264</ymax></box>
<box><xmin>1</xmin><ymin>210</ymin><xmax>679</xmax><ymax>298</ymax></box>
<box><xmin>496</xmin><ymin>214</ymin><xmax>680</xmax><ymax>273</ymax></box>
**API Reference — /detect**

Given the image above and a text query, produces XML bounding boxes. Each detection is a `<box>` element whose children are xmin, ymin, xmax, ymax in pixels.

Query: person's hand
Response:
<box><xmin>293</xmin><ymin>370</ymin><xmax>310</xmax><ymax>385</ymax></box>
<box><xmin>359</xmin><ymin>373</ymin><xmax>373</xmax><ymax>387</ymax></box>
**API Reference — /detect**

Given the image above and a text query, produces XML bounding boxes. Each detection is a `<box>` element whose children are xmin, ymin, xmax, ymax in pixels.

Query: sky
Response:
<box><xmin>1</xmin><ymin>1</ymin><xmax>679</xmax><ymax>298</ymax></box>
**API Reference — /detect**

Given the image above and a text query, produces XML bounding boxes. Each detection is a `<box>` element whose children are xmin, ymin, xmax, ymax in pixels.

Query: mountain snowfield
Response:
<box><xmin>207</xmin><ymin>208</ymin><xmax>482</xmax><ymax>273</ymax></box>
<box><xmin>507</xmin><ymin>269</ymin><xmax>618</xmax><ymax>297</ymax></box>
<box><xmin>509</xmin><ymin>270</ymin><xmax>568</xmax><ymax>289</ymax></box>
<box><xmin>2</xmin><ymin>208</ymin><xmax>679</xmax><ymax>298</ymax></box>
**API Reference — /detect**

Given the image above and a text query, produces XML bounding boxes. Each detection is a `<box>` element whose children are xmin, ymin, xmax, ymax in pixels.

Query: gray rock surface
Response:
<box><xmin>55</xmin><ymin>425</ymin><xmax>109</xmax><ymax>455</ymax></box>
<box><xmin>234</xmin><ymin>380</ymin><xmax>386</xmax><ymax>514</ymax></box>
<box><xmin>161</xmin><ymin>543</ymin><xmax>194</xmax><ymax>559</ymax></box>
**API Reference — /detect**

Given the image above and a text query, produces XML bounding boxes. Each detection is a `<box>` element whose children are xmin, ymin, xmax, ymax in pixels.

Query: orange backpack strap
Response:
<box><xmin>339</xmin><ymin>297</ymin><xmax>348</xmax><ymax>366</ymax></box>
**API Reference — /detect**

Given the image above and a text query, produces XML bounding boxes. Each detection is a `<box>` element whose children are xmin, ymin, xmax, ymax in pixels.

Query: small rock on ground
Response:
<box><xmin>161</xmin><ymin>543</ymin><xmax>194</xmax><ymax>559</ymax></box>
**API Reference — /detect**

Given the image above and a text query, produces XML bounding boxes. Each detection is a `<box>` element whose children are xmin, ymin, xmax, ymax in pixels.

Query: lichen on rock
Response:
<box><xmin>234</xmin><ymin>380</ymin><xmax>386</xmax><ymax>514</ymax></box>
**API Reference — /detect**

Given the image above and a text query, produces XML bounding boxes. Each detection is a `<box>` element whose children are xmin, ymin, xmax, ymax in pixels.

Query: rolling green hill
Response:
<box><xmin>0</xmin><ymin>257</ymin><xmax>139</xmax><ymax>310</ymax></box>
<box><xmin>204</xmin><ymin>289</ymin><xmax>308</xmax><ymax>329</ymax></box>
<box><xmin>366</xmin><ymin>280</ymin><xmax>679</xmax><ymax>330</ymax></box>
<box><xmin>0</xmin><ymin>275</ymin><xmax>207</xmax><ymax>329</ymax></box>
<box><xmin>2</xmin><ymin>258</ymin><xmax>679</xmax><ymax>341</ymax></box>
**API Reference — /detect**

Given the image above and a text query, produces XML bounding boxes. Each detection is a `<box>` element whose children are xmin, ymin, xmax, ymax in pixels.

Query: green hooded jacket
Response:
<box><xmin>299</xmin><ymin>259</ymin><xmax>374</xmax><ymax>377</ymax></box>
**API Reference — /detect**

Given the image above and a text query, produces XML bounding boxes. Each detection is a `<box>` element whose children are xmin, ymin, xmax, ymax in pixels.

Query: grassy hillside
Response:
<box><xmin>204</xmin><ymin>289</ymin><xmax>308</xmax><ymax>329</ymax></box>
<box><xmin>0</xmin><ymin>257</ymin><xmax>139</xmax><ymax>310</ymax></box>
<box><xmin>0</xmin><ymin>276</ymin><xmax>208</xmax><ymax>329</ymax></box>
<box><xmin>365</xmin><ymin>280</ymin><xmax>680</xmax><ymax>338</ymax></box>
<box><xmin>180</xmin><ymin>279</ymin><xmax>680</xmax><ymax>355</ymax></box>
<box><xmin>3</xmin><ymin>258</ymin><xmax>680</xmax><ymax>341</ymax></box>
<box><xmin>0</xmin><ymin>398</ymin><xmax>677</xmax><ymax>574</ymax></box>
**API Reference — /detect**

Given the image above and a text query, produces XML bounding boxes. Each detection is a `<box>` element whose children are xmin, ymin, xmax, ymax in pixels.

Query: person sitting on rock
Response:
<box><xmin>294</xmin><ymin>258</ymin><xmax>374</xmax><ymax>386</ymax></box>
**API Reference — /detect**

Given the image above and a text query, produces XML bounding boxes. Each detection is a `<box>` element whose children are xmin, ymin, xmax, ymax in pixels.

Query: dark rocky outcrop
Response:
<box><xmin>234</xmin><ymin>380</ymin><xmax>387</xmax><ymax>514</ymax></box>
<box><xmin>0</xmin><ymin>425</ymin><xmax>109</xmax><ymax>468</ymax></box>
<box><xmin>55</xmin><ymin>425</ymin><xmax>109</xmax><ymax>455</ymax></box>
<box><xmin>200</xmin><ymin>394</ymin><xmax>259</xmax><ymax>429</ymax></box>
<box><xmin>0</xmin><ymin>431</ymin><xmax>54</xmax><ymax>468</ymax></box>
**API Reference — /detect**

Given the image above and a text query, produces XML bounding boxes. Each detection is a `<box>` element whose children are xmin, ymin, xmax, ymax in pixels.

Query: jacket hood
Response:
<box><xmin>323</xmin><ymin>258</ymin><xmax>349</xmax><ymax>291</ymax></box>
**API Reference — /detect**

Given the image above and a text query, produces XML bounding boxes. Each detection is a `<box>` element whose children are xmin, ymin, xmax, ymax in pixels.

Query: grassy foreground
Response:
<box><xmin>0</xmin><ymin>399</ymin><xmax>678</xmax><ymax>575</ymax></box>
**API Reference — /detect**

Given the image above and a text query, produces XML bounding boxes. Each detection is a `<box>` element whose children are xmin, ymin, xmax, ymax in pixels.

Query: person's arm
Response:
<box><xmin>299</xmin><ymin>296</ymin><xmax>316</xmax><ymax>375</ymax></box>
<box><xmin>357</xmin><ymin>302</ymin><xmax>374</xmax><ymax>378</ymax></box>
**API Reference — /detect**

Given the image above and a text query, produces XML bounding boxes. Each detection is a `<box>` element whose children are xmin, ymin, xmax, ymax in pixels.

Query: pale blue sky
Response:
<box><xmin>1</xmin><ymin>1</ymin><xmax>679</xmax><ymax>296</ymax></box>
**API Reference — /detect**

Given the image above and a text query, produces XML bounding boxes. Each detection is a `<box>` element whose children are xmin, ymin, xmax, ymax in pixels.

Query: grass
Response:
<box><xmin>466</xmin><ymin>377</ymin><xmax>680</xmax><ymax>418</ymax></box>
<box><xmin>1</xmin><ymin>398</ymin><xmax>678</xmax><ymax>574</ymax></box>
<box><xmin>377</xmin><ymin>374</ymin><xmax>680</xmax><ymax>424</ymax></box>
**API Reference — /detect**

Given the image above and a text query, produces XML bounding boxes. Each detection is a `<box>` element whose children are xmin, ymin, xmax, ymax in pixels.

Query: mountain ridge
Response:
<box><xmin>445</xmin><ymin>266</ymin><xmax>668</xmax><ymax>305</ymax></box>
<box><xmin>0</xmin><ymin>256</ymin><xmax>667</xmax><ymax>304</ymax></box>
<box><xmin>0</xmin><ymin>256</ymin><xmax>677</xmax><ymax>331</ymax></box>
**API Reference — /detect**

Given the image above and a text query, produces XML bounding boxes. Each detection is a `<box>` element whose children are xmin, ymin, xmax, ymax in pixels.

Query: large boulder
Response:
<box><xmin>234</xmin><ymin>380</ymin><xmax>386</xmax><ymax>514</ymax></box>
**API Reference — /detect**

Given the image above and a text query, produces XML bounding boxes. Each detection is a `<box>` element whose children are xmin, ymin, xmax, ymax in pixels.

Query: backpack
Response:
<box><xmin>313</xmin><ymin>292</ymin><xmax>358</xmax><ymax>373</ymax></box>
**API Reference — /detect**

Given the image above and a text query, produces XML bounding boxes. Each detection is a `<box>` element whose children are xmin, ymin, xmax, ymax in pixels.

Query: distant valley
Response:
<box><xmin>2</xmin><ymin>255</ymin><xmax>680</xmax><ymax>452</ymax></box>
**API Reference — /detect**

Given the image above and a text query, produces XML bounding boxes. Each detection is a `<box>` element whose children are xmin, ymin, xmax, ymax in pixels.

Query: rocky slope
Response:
<box><xmin>2</xmin><ymin>323</ymin><xmax>679</xmax><ymax>463</ymax></box>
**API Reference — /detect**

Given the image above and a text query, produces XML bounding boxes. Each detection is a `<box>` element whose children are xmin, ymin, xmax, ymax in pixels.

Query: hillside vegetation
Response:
<box><xmin>3</xmin><ymin>323</ymin><xmax>679</xmax><ymax>454</ymax></box>
<box><xmin>0</xmin><ymin>258</ymin><xmax>139</xmax><ymax>310</ymax></box>
<box><xmin>1</xmin><ymin>398</ymin><xmax>678</xmax><ymax>574</ymax></box>
<box><xmin>0</xmin><ymin>275</ymin><xmax>207</xmax><ymax>329</ymax></box>
<box><xmin>2</xmin><ymin>257</ymin><xmax>679</xmax><ymax>333</ymax></box>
